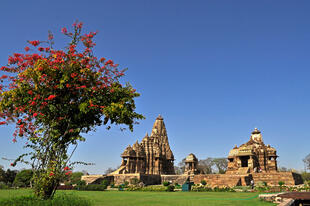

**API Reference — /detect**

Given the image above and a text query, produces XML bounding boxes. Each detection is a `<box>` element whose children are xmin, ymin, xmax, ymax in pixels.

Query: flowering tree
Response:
<box><xmin>0</xmin><ymin>22</ymin><xmax>143</xmax><ymax>199</ymax></box>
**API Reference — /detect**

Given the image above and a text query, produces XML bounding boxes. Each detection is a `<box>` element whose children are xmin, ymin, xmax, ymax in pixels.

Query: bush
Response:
<box><xmin>76</xmin><ymin>180</ymin><xmax>86</xmax><ymax>186</ymax></box>
<box><xmin>301</xmin><ymin>172</ymin><xmax>310</xmax><ymax>182</ymax></box>
<box><xmin>200</xmin><ymin>180</ymin><xmax>207</xmax><ymax>186</ymax></box>
<box><xmin>76</xmin><ymin>184</ymin><xmax>107</xmax><ymax>191</ymax></box>
<box><xmin>101</xmin><ymin>180</ymin><xmax>109</xmax><ymax>187</ymax></box>
<box><xmin>140</xmin><ymin>185</ymin><xmax>167</xmax><ymax>192</ymax></box>
<box><xmin>0</xmin><ymin>181</ymin><xmax>9</xmax><ymax>189</ymax></box>
<box><xmin>0</xmin><ymin>194</ymin><xmax>92</xmax><ymax>206</ymax></box>
<box><xmin>124</xmin><ymin>181</ymin><xmax>129</xmax><ymax>187</ymax></box>
<box><xmin>130</xmin><ymin>178</ymin><xmax>139</xmax><ymax>185</ymax></box>
<box><xmin>166</xmin><ymin>185</ymin><xmax>175</xmax><ymax>192</ymax></box>
<box><xmin>163</xmin><ymin>181</ymin><xmax>170</xmax><ymax>186</ymax></box>
<box><xmin>278</xmin><ymin>181</ymin><xmax>285</xmax><ymax>187</ymax></box>
<box><xmin>13</xmin><ymin>169</ymin><xmax>33</xmax><ymax>188</ymax></box>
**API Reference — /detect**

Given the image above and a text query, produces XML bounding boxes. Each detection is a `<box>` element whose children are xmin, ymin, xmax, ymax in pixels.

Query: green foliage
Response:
<box><xmin>166</xmin><ymin>185</ymin><xmax>175</xmax><ymax>192</ymax></box>
<box><xmin>0</xmin><ymin>181</ymin><xmax>9</xmax><ymax>189</ymax></box>
<box><xmin>278</xmin><ymin>181</ymin><xmax>285</xmax><ymax>187</ymax></box>
<box><xmin>70</xmin><ymin>172</ymin><xmax>84</xmax><ymax>185</ymax></box>
<box><xmin>0</xmin><ymin>22</ymin><xmax>144</xmax><ymax>200</ymax></box>
<box><xmin>76</xmin><ymin>180</ymin><xmax>86</xmax><ymax>186</ymax></box>
<box><xmin>0</xmin><ymin>193</ymin><xmax>92</xmax><ymax>206</ymax></box>
<box><xmin>76</xmin><ymin>184</ymin><xmax>107</xmax><ymax>191</ymax></box>
<box><xmin>162</xmin><ymin>181</ymin><xmax>170</xmax><ymax>186</ymax></box>
<box><xmin>13</xmin><ymin>169</ymin><xmax>33</xmax><ymax>188</ymax></box>
<box><xmin>101</xmin><ymin>180</ymin><xmax>109</xmax><ymax>186</ymax></box>
<box><xmin>200</xmin><ymin>180</ymin><xmax>207</xmax><ymax>186</ymax></box>
<box><xmin>301</xmin><ymin>172</ymin><xmax>310</xmax><ymax>182</ymax></box>
<box><xmin>130</xmin><ymin>178</ymin><xmax>139</xmax><ymax>185</ymax></box>
<box><xmin>124</xmin><ymin>181</ymin><xmax>129</xmax><ymax>187</ymax></box>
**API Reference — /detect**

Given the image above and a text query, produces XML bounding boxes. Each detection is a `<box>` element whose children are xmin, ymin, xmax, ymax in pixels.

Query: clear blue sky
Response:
<box><xmin>0</xmin><ymin>0</ymin><xmax>309</xmax><ymax>174</ymax></box>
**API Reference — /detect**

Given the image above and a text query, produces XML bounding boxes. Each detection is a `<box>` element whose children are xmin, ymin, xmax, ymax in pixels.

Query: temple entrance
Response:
<box><xmin>240</xmin><ymin>156</ymin><xmax>250</xmax><ymax>167</ymax></box>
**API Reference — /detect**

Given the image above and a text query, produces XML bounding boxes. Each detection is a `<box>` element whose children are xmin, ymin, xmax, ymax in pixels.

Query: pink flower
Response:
<box><xmin>33</xmin><ymin>113</ymin><xmax>38</xmax><ymax>117</ymax></box>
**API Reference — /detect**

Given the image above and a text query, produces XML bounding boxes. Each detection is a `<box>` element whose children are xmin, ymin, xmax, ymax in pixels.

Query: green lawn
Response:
<box><xmin>0</xmin><ymin>189</ymin><xmax>276</xmax><ymax>206</ymax></box>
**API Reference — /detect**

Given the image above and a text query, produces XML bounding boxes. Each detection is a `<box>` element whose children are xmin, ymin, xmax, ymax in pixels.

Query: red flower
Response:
<box><xmin>12</xmin><ymin>138</ymin><xmax>17</xmax><ymax>143</ymax></box>
<box><xmin>0</xmin><ymin>75</ymin><xmax>8</xmax><ymax>79</ymax></box>
<box><xmin>27</xmin><ymin>90</ymin><xmax>33</xmax><ymax>95</ymax></box>
<box><xmin>33</xmin><ymin>113</ymin><xmax>38</xmax><ymax>117</ymax></box>
<box><xmin>64</xmin><ymin>166</ymin><xmax>70</xmax><ymax>171</ymax></box>
<box><xmin>100</xmin><ymin>57</ymin><xmax>105</xmax><ymax>62</ymax></box>
<box><xmin>65</xmin><ymin>171</ymin><xmax>72</xmax><ymax>175</ymax></box>
<box><xmin>47</xmin><ymin>95</ymin><xmax>56</xmax><ymax>100</ymax></box>
<box><xmin>38</xmin><ymin>47</ymin><xmax>44</xmax><ymax>52</ymax></box>
<box><xmin>80</xmin><ymin>85</ymin><xmax>86</xmax><ymax>88</ymax></box>
<box><xmin>10</xmin><ymin>163</ymin><xmax>15</xmax><ymax>167</ymax></box>
<box><xmin>29</xmin><ymin>40</ymin><xmax>40</xmax><ymax>47</ymax></box>
<box><xmin>61</xmin><ymin>27</ymin><xmax>67</xmax><ymax>34</ymax></box>
<box><xmin>71</xmin><ymin>73</ymin><xmax>78</xmax><ymax>78</ymax></box>
<box><xmin>24</xmin><ymin>46</ymin><xmax>30</xmax><ymax>52</ymax></box>
<box><xmin>66</xmin><ymin>84</ymin><xmax>70</xmax><ymax>88</ymax></box>
<box><xmin>49</xmin><ymin>172</ymin><xmax>54</xmax><ymax>176</ymax></box>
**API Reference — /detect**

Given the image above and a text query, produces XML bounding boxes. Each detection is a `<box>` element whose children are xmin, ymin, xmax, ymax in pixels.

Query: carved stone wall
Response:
<box><xmin>113</xmin><ymin>115</ymin><xmax>175</xmax><ymax>175</ymax></box>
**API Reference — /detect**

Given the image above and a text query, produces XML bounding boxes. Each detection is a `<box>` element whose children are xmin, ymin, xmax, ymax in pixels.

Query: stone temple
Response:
<box><xmin>111</xmin><ymin>115</ymin><xmax>175</xmax><ymax>175</ymax></box>
<box><xmin>82</xmin><ymin>116</ymin><xmax>303</xmax><ymax>187</ymax></box>
<box><xmin>226</xmin><ymin>128</ymin><xmax>278</xmax><ymax>174</ymax></box>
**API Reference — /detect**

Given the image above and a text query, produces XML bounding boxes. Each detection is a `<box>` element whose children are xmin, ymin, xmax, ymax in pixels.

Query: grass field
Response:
<box><xmin>0</xmin><ymin>189</ymin><xmax>276</xmax><ymax>206</ymax></box>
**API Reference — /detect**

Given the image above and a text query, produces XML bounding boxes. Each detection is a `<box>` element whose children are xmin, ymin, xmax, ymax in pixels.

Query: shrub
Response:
<box><xmin>0</xmin><ymin>182</ymin><xmax>9</xmax><ymax>189</ymax></box>
<box><xmin>76</xmin><ymin>184</ymin><xmax>106</xmax><ymax>191</ymax></box>
<box><xmin>278</xmin><ymin>181</ymin><xmax>285</xmax><ymax>187</ymax></box>
<box><xmin>200</xmin><ymin>180</ymin><xmax>207</xmax><ymax>186</ymax></box>
<box><xmin>141</xmin><ymin>185</ymin><xmax>167</xmax><ymax>192</ymax></box>
<box><xmin>0</xmin><ymin>194</ymin><xmax>92</xmax><ymax>206</ymax></box>
<box><xmin>163</xmin><ymin>181</ymin><xmax>170</xmax><ymax>186</ymax></box>
<box><xmin>166</xmin><ymin>185</ymin><xmax>175</xmax><ymax>192</ymax></box>
<box><xmin>130</xmin><ymin>178</ymin><xmax>139</xmax><ymax>185</ymax></box>
<box><xmin>124</xmin><ymin>181</ymin><xmax>129</xmax><ymax>187</ymax></box>
<box><xmin>301</xmin><ymin>172</ymin><xmax>310</xmax><ymax>182</ymax></box>
<box><xmin>76</xmin><ymin>180</ymin><xmax>86</xmax><ymax>186</ymax></box>
<box><xmin>101</xmin><ymin>180</ymin><xmax>109</xmax><ymax>186</ymax></box>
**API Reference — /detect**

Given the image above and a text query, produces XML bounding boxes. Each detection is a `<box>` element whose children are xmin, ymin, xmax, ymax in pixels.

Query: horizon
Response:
<box><xmin>0</xmin><ymin>0</ymin><xmax>309</xmax><ymax>174</ymax></box>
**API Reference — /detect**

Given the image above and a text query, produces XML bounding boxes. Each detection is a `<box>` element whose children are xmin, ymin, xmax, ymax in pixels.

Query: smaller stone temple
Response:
<box><xmin>226</xmin><ymin>128</ymin><xmax>278</xmax><ymax>174</ymax></box>
<box><xmin>184</xmin><ymin>153</ymin><xmax>199</xmax><ymax>175</ymax></box>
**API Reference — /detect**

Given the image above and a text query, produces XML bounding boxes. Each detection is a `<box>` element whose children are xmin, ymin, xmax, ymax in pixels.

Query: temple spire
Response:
<box><xmin>151</xmin><ymin>115</ymin><xmax>167</xmax><ymax>137</ymax></box>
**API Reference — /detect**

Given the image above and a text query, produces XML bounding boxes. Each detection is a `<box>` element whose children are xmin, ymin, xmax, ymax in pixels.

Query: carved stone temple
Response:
<box><xmin>82</xmin><ymin>119</ymin><xmax>303</xmax><ymax>187</ymax></box>
<box><xmin>112</xmin><ymin>115</ymin><xmax>175</xmax><ymax>175</ymax></box>
<box><xmin>226</xmin><ymin>128</ymin><xmax>278</xmax><ymax>174</ymax></box>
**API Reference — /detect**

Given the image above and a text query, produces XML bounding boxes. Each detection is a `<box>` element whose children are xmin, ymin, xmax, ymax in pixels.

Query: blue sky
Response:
<box><xmin>0</xmin><ymin>0</ymin><xmax>309</xmax><ymax>174</ymax></box>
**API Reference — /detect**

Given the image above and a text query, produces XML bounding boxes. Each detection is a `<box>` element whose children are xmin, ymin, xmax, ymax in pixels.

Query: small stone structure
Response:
<box><xmin>184</xmin><ymin>153</ymin><xmax>199</xmax><ymax>175</ymax></box>
<box><xmin>82</xmin><ymin>119</ymin><xmax>303</xmax><ymax>187</ymax></box>
<box><xmin>226</xmin><ymin>128</ymin><xmax>278</xmax><ymax>174</ymax></box>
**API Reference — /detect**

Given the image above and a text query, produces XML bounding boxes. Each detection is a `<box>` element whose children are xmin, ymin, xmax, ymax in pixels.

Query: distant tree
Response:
<box><xmin>177</xmin><ymin>158</ymin><xmax>186</xmax><ymax>174</ymax></box>
<box><xmin>174</xmin><ymin>166</ymin><xmax>183</xmax><ymax>175</ymax></box>
<box><xmin>104</xmin><ymin>167</ymin><xmax>118</xmax><ymax>174</ymax></box>
<box><xmin>198</xmin><ymin>158</ymin><xmax>214</xmax><ymax>174</ymax></box>
<box><xmin>278</xmin><ymin>166</ymin><xmax>288</xmax><ymax>172</ymax></box>
<box><xmin>4</xmin><ymin>169</ymin><xmax>18</xmax><ymax>185</ymax></box>
<box><xmin>13</xmin><ymin>169</ymin><xmax>33</xmax><ymax>187</ymax></box>
<box><xmin>70</xmin><ymin>172</ymin><xmax>84</xmax><ymax>185</ymax></box>
<box><xmin>0</xmin><ymin>167</ymin><xmax>5</xmax><ymax>182</ymax></box>
<box><xmin>212</xmin><ymin>158</ymin><xmax>228</xmax><ymax>174</ymax></box>
<box><xmin>303</xmin><ymin>153</ymin><xmax>310</xmax><ymax>171</ymax></box>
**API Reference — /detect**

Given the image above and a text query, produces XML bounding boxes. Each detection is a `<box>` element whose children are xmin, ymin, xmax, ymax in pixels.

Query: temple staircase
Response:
<box><xmin>237</xmin><ymin>167</ymin><xmax>250</xmax><ymax>174</ymax></box>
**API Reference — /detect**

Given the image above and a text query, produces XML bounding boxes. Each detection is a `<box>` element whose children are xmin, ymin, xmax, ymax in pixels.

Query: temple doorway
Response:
<box><xmin>240</xmin><ymin>156</ymin><xmax>250</xmax><ymax>167</ymax></box>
